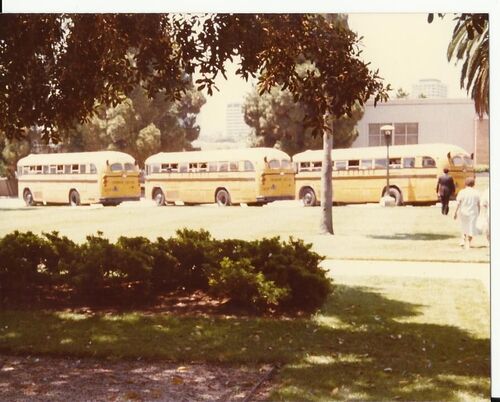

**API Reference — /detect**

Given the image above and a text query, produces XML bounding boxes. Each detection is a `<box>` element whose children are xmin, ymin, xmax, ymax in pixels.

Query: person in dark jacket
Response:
<box><xmin>436</xmin><ymin>168</ymin><xmax>456</xmax><ymax>215</ymax></box>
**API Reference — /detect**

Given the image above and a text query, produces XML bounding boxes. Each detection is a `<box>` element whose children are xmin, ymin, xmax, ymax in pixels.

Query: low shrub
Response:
<box><xmin>0</xmin><ymin>229</ymin><xmax>332</xmax><ymax>314</ymax></box>
<box><xmin>208</xmin><ymin>257</ymin><xmax>289</xmax><ymax>311</ymax></box>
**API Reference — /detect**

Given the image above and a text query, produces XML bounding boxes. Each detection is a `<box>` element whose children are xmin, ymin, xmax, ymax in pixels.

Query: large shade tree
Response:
<box><xmin>0</xmin><ymin>14</ymin><xmax>389</xmax><ymax>234</ymax></box>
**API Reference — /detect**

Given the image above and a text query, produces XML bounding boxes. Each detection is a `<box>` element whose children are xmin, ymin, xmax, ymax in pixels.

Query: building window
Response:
<box><xmin>369</xmin><ymin>122</ymin><xmax>418</xmax><ymax>146</ymax></box>
<box><xmin>368</xmin><ymin>123</ymin><xmax>392</xmax><ymax>146</ymax></box>
<box><xmin>394</xmin><ymin>123</ymin><xmax>419</xmax><ymax>145</ymax></box>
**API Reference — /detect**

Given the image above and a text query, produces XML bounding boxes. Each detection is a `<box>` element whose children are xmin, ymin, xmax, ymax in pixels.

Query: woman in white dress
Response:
<box><xmin>453</xmin><ymin>177</ymin><xmax>481</xmax><ymax>249</ymax></box>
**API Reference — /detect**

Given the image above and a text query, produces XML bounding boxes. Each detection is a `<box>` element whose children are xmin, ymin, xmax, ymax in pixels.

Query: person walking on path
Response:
<box><xmin>436</xmin><ymin>168</ymin><xmax>456</xmax><ymax>215</ymax></box>
<box><xmin>480</xmin><ymin>187</ymin><xmax>490</xmax><ymax>244</ymax></box>
<box><xmin>453</xmin><ymin>177</ymin><xmax>481</xmax><ymax>249</ymax></box>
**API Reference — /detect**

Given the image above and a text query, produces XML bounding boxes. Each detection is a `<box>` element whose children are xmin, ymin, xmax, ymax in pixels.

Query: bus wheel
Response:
<box><xmin>216</xmin><ymin>189</ymin><xmax>231</xmax><ymax>206</ymax></box>
<box><xmin>153</xmin><ymin>189</ymin><xmax>165</xmax><ymax>206</ymax></box>
<box><xmin>387</xmin><ymin>187</ymin><xmax>403</xmax><ymax>206</ymax></box>
<box><xmin>23</xmin><ymin>189</ymin><xmax>34</xmax><ymax>207</ymax></box>
<box><xmin>301</xmin><ymin>188</ymin><xmax>317</xmax><ymax>207</ymax></box>
<box><xmin>69</xmin><ymin>190</ymin><xmax>81</xmax><ymax>207</ymax></box>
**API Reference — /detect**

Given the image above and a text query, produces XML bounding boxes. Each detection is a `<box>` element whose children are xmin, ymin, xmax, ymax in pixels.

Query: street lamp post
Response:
<box><xmin>380</xmin><ymin>125</ymin><xmax>394</xmax><ymax>196</ymax></box>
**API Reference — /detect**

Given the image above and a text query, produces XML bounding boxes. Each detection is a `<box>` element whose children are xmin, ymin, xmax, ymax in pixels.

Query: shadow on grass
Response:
<box><xmin>0</xmin><ymin>284</ymin><xmax>489</xmax><ymax>401</ymax></box>
<box><xmin>367</xmin><ymin>232</ymin><xmax>456</xmax><ymax>241</ymax></box>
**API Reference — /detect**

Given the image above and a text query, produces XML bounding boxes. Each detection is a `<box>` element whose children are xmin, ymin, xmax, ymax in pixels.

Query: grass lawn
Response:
<box><xmin>0</xmin><ymin>275</ymin><xmax>489</xmax><ymax>401</ymax></box>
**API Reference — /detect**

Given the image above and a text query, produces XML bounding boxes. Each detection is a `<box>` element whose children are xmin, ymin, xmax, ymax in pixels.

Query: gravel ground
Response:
<box><xmin>0</xmin><ymin>355</ymin><xmax>274</xmax><ymax>402</ymax></box>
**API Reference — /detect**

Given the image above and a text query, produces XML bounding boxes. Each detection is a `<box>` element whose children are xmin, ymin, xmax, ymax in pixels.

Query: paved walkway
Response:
<box><xmin>322</xmin><ymin>259</ymin><xmax>490</xmax><ymax>296</ymax></box>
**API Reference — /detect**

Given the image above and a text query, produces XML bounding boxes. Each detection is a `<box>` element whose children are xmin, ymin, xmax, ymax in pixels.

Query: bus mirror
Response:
<box><xmin>447</xmin><ymin>152</ymin><xmax>451</xmax><ymax>160</ymax></box>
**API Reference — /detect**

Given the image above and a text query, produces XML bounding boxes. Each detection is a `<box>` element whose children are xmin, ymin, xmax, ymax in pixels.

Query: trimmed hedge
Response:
<box><xmin>0</xmin><ymin>229</ymin><xmax>332</xmax><ymax>313</ymax></box>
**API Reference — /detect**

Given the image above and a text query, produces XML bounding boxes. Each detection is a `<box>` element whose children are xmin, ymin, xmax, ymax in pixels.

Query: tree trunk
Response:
<box><xmin>320</xmin><ymin>130</ymin><xmax>334</xmax><ymax>234</ymax></box>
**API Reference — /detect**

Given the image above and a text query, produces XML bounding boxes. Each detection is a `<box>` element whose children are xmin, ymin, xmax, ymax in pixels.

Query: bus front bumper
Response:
<box><xmin>256</xmin><ymin>195</ymin><xmax>295</xmax><ymax>203</ymax></box>
<box><xmin>99</xmin><ymin>196</ymin><xmax>141</xmax><ymax>204</ymax></box>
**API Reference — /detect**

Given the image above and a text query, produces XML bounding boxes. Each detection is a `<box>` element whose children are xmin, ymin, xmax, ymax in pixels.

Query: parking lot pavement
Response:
<box><xmin>322</xmin><ymin>259</ymin><xmax>490</xmax><ymax>295</ymax></box>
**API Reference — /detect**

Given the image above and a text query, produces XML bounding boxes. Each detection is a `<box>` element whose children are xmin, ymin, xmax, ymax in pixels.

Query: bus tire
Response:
<box><xmin>215</xmin><ymin>188</ymin><xmax>231</xmax><ymax>206</ymax></box>
<box><xmin>153</xmin><ymin>189</ymin><xmax>165</xmax><ymax>206</ymax></box>
<box><xmin>387</xmin><ymin>187</ymin><xmax>403</xmax><ymax>206</ymax></box>
<box><xmin>23</xmin><ymin>189</ymin><xmax>35</xmax><ymax>207</ymax></box>
<box><xmin>301</xmin><ymin>187</ymin><xmax>317</xmax><ymax>207</ymax></box>
<box><xmin>69</xmin><ymin>190</ymin><xmax>81</xmax><ymax>206</ymax></box>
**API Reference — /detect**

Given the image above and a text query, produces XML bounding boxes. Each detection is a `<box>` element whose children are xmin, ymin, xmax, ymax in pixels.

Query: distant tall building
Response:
<box><xmin>225</xmin><ymin>102</ymin><xmax>251</xmax><ymax>141</ymax></box>
<box><xmin>411</xmin><ymin>79</ymin><xmax>448</xmax><ymax>99</ymax></box>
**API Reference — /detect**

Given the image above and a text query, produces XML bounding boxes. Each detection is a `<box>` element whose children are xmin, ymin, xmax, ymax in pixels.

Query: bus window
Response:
<box><xmin>199</xmin><ymin>162</ymin><xmax>208</xmax><ymax>172</ymax></box>
<box><xmin>64</xmin><ymin>165</ymin><xmax>71</xmax><ymax>174</ymax></box>
<box><xmin>348</xmin><ymin>160</ymin><xmax>360</xmax><ymax>170</ymax></box>
<box><xmin>268</xmin><ymin>159</ymin><xmax>280</xmax><ymax>169</ymax></box>
<box><xmin>335</xmin><ymin>161</ymin><xmax>347</xmax><ymax>170</ymax></box>
<box><xmin>42</xmin><ymin>165</ymin><xmax>49</xmax><ymax>174</ymax></box>
<box><xmin>170</xmin><ymin>163</ymin><xmax>179</xmax><ymax>172</ymax></box>
<box><xmin>22</xmin><ymin>166</ymin><xmax>30</xmax><ymax>175</ymax></box>
<box><xmin>208</xmin><ymin>162</ymin><xmax>218</xmax><ymax>172</ymax></box>
<box><xmin>35</xmin><ymin>166</ymin><xmax>43</xmax><ymax>174</ymax></box>
<box><xmin>451</xmin><ymin>155</ymin><xmax>463</xmax><ymax>166</ymax></box>
<box><xmin>243</xmin><ymin>160</ymin><xmax>255</xmax><ymax>171</ymax></box>
<box><xmin>218</xmin><ymin>162</ymin><xmax>229</xmax><ymax>172</ymax></box>
<box><xmin>124</xmin><ymin>163</ymin><xmax>135</xmax><ymax>171</ymax></box>
<box><xmin>360</xmin><ymin>159</ymin><xmax>373</xmax><ymax>169</ymax></box>
<box><xmin>422</xmin><ymin>157</ymin><xmax>436</xmax><ymax>168</ymax></box>
<box><xmin>281</xmin><ymin>160</ymin><xmax>292</xmax><ymax>169</ymax></box>
<box><xmin>179</xmin><ymin>163</ymin><xmax>188</xmax><ymax>173</ymax></box>
<box><xmin>49</xmin><ymin>165</ymin><xmax>56</xmax><ymax>174</ymax></box>
<box><xmin>229</xmin><ymin>161</ymin><xmax>239</xmax><ymax>172</ymax></box>
<box><xmin>374</xmin><ymin>159</ymin><xmax>387</xmax><ymax>169</ymax></box>
<box><xmin>463</xmin><ymin>156</ymin><xmax>473</xmax><ymax>167</ymax></box>
<box><xmin>71</xmin><ymin>164</ymin><xmax>79</xmax><ymax>174</ymax></box>
<box><xmin>312</xmin><ymin>161</ymin><xmax>322</xmax><ymax>171</ymax></box>
<box><xmin>403</xmin><ymin>157</ymin><xmax>415</xmax><ymax>168</ymax></box>
<box><xmin>110</xmin><ymin>163</ymin><xmax>123</xmax><ymax>172</ymax></box>
<box><xmin>189</xmin><ymin>163</ymin><xmax>198</xmax><ymax>171</ymax></box>
<box><xmin>89</xmin><ymin>164</ymin><xmax>97</xmax><ymax>174</ymax></box>
<box><xmin>80</xmin><ymin>164</ymin><xmax>86</xmax><ymax>174</ymax></box>
<box><xmin>17</xmin><ymin>166</ymin><xmax>23</xmax><ymax>176</ymax></box>
<box><xmin>389</xmin><ymin>158</ymin><xmax>402</xmax><ymax>169</ymax></box>
<box><xmin>300</xmin><ymin>162</ymin><xmax>311</xmax><ymax>171</ymax></box>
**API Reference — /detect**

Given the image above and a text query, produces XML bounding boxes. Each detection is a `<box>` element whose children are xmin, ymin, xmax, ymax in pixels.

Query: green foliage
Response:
<box><xmin>209</xmin><ymin>257</ymin><xmax>289</xmax><ymax>311</ymax></box>
<box><xmin>0</xmin><ymin>14</ymin><xmax>388</xmax><ymax>142</ymax></box>
<box><xmin>60</xmin><ymin>84</ymin><xmax>206</xmax><ymax>165</ymax></box>
<box><xmin>430</xmin><ymin>13</ymin><xmax>489</xmax><ymax>117</ymax></box>
<box><xmin>243</xmin><ymin>65</ymin><xmax>364</xmax><ymax>155</ymax></box>
<box><xmin>0</xmin><ymin>230</ymin><xmax>332</xmax><ymax>314</ymax></box>
<box><xmin>0</xmin><ymin>231</ymin><xmax>53</xmax><ymax>302</ymax></box>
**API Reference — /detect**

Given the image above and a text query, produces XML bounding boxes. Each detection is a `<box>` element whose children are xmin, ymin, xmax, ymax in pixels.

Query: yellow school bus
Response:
<box><xmin>17</xmin><ymin>151</ymin><xmax>141</xmax><ymax>206</ymax></box>
<box><xmin>293</xmin><ymin>143</ymin><xmax>474</xmax><ymax>206</ymax></box>
<box><xmin>145</xmin><ymin>148</ymin><xmax>295</xmax><ymax>206</ymax></box>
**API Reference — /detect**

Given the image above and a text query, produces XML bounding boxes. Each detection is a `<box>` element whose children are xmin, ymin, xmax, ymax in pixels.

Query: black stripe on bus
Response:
<box><xmin>295</xmin><ymin>174</ymin><xmax>438</xmax><ymax>181</ymax></box>
<box><xmin>19</xmin><ymin>179</ymin><xmax>99</xmax><ymax>184</ymax></box>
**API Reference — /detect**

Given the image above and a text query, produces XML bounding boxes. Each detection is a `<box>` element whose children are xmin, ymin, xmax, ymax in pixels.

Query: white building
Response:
<box><xmin>411</xmin><ymin>79</ymin><xmax>448</xmax><ymax>99</ymax></box>
<box><xmin>352</xmin><ymin>98</ymin><xmax>489</xmax><ymax>165</ymax></box>
<box><xmin>225</xmin><ymin>102</ymin><xmax>251</xmax><ymax>141</ymax></box>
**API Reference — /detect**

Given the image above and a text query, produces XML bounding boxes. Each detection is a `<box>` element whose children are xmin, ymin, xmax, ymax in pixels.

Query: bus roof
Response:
<box><xmin>17</xmin><ymin>151</ymin><xmax>136</xmax><ymax>166</ymax></box>
<box><xmin>292</xmin><ymin>143</ymin><xmax>470</xmax><ymax>162</ymax></box>
<box><xmin>145</xmin><ymin>147</ymin><xmax>291</xmax><ymax>164</ymax></box>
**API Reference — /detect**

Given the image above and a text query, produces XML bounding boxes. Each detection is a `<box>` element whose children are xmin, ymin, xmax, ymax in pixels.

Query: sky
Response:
<box><xmin>196</xmin><ymin>13</ymin><xmax>468</xmax><ymax>139</ymax></box>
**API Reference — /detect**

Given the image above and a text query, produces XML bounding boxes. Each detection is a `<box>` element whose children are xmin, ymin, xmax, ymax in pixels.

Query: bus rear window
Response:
<box><xmin>451</xmin><ymin>155</ymin><xmax>463</xmax><ymax>166</ymax></box>
<box><xmin>463</xmin><ymin>156</ymin><xmax>473</xmax><ymax>167</ymax></box>
<box><xmin>124</xmin><ymin>163</ymin><xmax>135</xmax><ymax>171</ymax></box>
<box><xmin>268</xmin><ymin>159</ymin><xmax>280</xmax><ymax>169</ymax></box>
<box><xmin>110</xmin><ymin>163</ymin><xmax>123</xmax><ymax>172</ymax></box>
